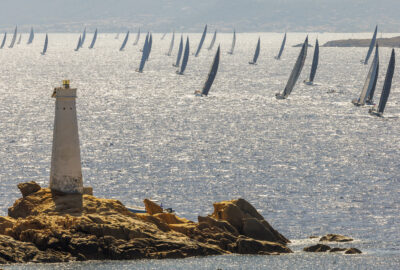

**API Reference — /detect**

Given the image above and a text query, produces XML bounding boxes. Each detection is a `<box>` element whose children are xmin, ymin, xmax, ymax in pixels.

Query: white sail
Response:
<box><xmin>27</xmin><ymin>27</ymin><xmax>34</xmax><ymax>44</ymax></box>
<box><xmin>352</xmin><ymin>44</ymin><xmax>379</xmax><ymax>106</ymax></box>
<box><xmin>227</xmin><ymin>29</ymin><xmax>236</xmax><ymax>55</ymax></box>
<box><xmin>119</xmin><ymin>31</ymin><xmax>129</xmax><ymax>51</ymax></box>
<box><xmin>9</xmin><ymin>26</ymin><xmax>17</xmax><ymax>48</ymax></box>
<box><xmin>133</xmin><ymin>28</ymin><xmax>140</xmax><ymax>45</ymax></box>
<box><xmin>276</xmin><ymin>37</ymin><xmax>308</xmax><ymax>99</ymax></box>
<box><xmin>208</xmin><ymin>30</ymin><xmax>217</xmax><ymax>50</ymax></box>
<box><xmin>41</xmin><ymin>34</ymin><xmax>48</xmax><ymax>55</ymax></box>
<box><xmin>88</xmin><ymin>29</ymin><xmax>97</xmax><ymax>49</ymax></box>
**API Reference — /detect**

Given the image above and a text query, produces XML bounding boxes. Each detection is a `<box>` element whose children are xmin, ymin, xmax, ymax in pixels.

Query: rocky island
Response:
<box><xmin>0</xmin><ymin>181</ymin><xmax>292</xmax><ymax>264</ymax></box>
<box><xmin>322</xmin><ymin>36</ymin><xmax>400</xmax><ymax>47</ymax></box>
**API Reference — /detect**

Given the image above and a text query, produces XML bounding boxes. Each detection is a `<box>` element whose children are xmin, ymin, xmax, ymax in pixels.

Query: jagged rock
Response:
<box><xmin>303</xmin><ymin>244</ymin><xmax>331</xmax><ymax>252</ymax></box>
<box><xmin>319</xmin><ymin>234</ymin><xmax>353</xmax><ymax>242</ymax></box>
<box><xmin>344</xmin><ymin>248</ymin><xmax>362</xmax><ymax>254</ymax></box>
<box><xmin>0</xmin><ymin>183</ymin><xmax>293</xmax><ymax>264</ymax></box>
<box><xmin>143</xmin><ymin>199</ymin><xmax>163</xmax><ymax>215</ymax></box>
<box><xmin>211</xmin><ymin>198</ymin><xmax>289</xmax><ymax>244</ymax></box>
<box><xmin>17</xmin><ymin>181</ymin><xmax>41</xmax><ymax>198</ymax></box>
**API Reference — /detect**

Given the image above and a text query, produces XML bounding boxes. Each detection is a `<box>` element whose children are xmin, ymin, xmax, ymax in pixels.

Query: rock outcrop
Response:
<box><xmin>0</xmin><ymin>182</ymin><xmax>291</xmax><ymax>264</ymax></box>
<box><xmin>319</xmin><ymin>234</ymin><xmax>353</xmax><ymax>242</ymax></box>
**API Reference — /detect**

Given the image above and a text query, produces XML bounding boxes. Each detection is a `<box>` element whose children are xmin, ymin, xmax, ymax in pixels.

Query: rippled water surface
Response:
<box><xmin>0</xmin><ymin>32</ymin><xmax>399</xmax><ymax>269</ymax></box>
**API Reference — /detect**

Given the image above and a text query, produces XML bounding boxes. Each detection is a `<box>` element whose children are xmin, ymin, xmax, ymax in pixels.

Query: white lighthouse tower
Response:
<box><xmin>49</xmin><ymin>80</ymin><xmax>83</xmax><ymax>194</ymax></box>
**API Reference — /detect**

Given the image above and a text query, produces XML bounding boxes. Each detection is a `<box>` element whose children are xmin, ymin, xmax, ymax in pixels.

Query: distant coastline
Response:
<box><xmin>323</xmin><ymin>36</ymin><xmax>400</xmax><ymax>47</ymax></box>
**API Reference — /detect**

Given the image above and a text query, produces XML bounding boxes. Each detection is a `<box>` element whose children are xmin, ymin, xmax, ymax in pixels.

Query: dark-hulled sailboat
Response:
<box><xmin>362</xmin><ymin>25</ymin><xmax>377</xmax><ymax>65</ymax></box>
<box><xmin>41</xmin><ymin>34</ymin><xmax>48</xmax><ymax>55</ymax></box>
<box><xmin>275</xmin><ymin>33</ymin><xmax>286</xmax><ymax>60</ymax></box>
<box><xmin>173</xmin><ymin>35</ymin><xmax>184</xmax><ymax>67</ymax></box>
<box><xmin>275</xmin><ymin>36</ymin><xmax>308</xmax><ymax>99</ymax></box>
<box><xmin>177</xmin><ymin>37</ymin><xmax>190</xmax><ymax>75</ymax></box>
<box><xmin>352</xmin><ymin>44</ymin><xmax>379</xmax><ymax>106</ymax></box>
<box><xmin>369</xmin><ymin>49</ymin><xmax>395</xmax><ymax>117</ymax></box>
<box><xmin>88</xmin><ymin>29</ymin><xmax>97</xmax><ymax>49</ymax></box>
<box><xmin>304</xmin><ymin>39</ymin><xmax>319</xmax><ymax>85</ymax></box>
<box><xmin>249</xmin><ymin>37</ymin><xmax>260</xmax><ymax>65</ymax></box>
<box><xmin>195</xmin><ymin>45</ymin><xmax>220</xmax><ymax>96</ymax></box>
<box><xmin>194</xmin><ymin>24</ymin><xmax>207</xmax><ymax>57</ymax></box>
<box><xmin>119</xmin><ymin>31</ymin><xmax>129</xmax><ymax>51</ymax></box>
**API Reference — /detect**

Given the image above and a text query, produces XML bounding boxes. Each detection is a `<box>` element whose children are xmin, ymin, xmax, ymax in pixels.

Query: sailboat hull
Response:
<box><xmin>275</xmin><ymin>93</ymin><xmax>287</xmax><ymax>99</ymax></box>
<box><xmin>248</xmin><ymin>62</ymin><xmax>257</xmax><ymax>65</ymax></box>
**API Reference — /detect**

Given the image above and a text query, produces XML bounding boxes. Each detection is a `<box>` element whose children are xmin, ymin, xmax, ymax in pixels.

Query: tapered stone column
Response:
<box><xmin>49</xmin><ymin>80</ymin><xmax>83</xmax><ymax>194</ymax></box>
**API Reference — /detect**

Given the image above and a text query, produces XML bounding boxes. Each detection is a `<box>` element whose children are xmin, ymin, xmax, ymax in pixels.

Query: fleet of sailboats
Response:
<box><xmin>276</xmin><ymin>36</ymin><xmax>308</xmax><ymax>99</ymax></box>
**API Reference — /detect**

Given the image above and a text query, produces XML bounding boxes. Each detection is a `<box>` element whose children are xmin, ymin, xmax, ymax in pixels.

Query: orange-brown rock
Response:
<box><xmin>0</xmin><ymin>183</ymin><xmax>293</xmax><ymax>265</ymax></box>
<box><xmin>211</xmin><ymin>198</ymin><xmax>290</xmax><ymax>244</ymax></box>
<box><xmin>143</xmin><ymin>199</ymin><xmax>163</xmax><ymax>215</ymax></box>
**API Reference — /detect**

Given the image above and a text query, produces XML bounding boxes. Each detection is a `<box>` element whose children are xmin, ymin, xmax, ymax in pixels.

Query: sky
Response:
<box><xmin>0</xmin><ymin>0</ymin><xmax>399</xmax><ymax>33</ymax></box>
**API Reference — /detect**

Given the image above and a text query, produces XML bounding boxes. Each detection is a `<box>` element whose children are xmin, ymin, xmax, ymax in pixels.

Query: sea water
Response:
<box><xmin>0</xmin><ymin>32</ymin><xmax>399</xmax><ymax>269</ymax></box>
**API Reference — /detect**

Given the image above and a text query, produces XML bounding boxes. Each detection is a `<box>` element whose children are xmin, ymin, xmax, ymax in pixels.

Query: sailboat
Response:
<box><xmin>369</xmin><ymin>49</ymin><xmax>395</xmax><ymax>117</ymax></box>
<box><xmin>195</xmin><ymin>45</ymin><xmax>220</xmax><ymax>96</ymax></box>
<box><xmin>41</xmin><ymin>34</ymin><xmax>48</xmax><ymax>55</ymax></box>
<box><xmin>304</xmin><ymin>39</ymin><xmax>319</xmax><ymax>85</ymax></box>
<box><xmin>275</xmin><ymin>33</ymin><xmax>286</xmax><ymax>60</ymax></box>
<box><xmin>362</xmin><ymin>25</ymin><xmax>377</xmax><ymax>65</ymax></box>
<box><xmin>146</xmin><ymin>33</ymin><xmax>153</xmax><ymax>61</ymax></box>
<box><xmin>133</xmin><ymin>28</ymin><xmax>140</xmax><ymax>45</ymax></box>
<box><xmin>249</xmin><ymin>37</ymin><xmax>260</xmax><ymax>65</ymax></box>
<box><xmin>173</xmin><ymin>35</ymin><xmax>184</xmax><ymax>67</ymax></box>
<box><xmin>17</xmin><ymin>34</ymin><xmax>22</xmax><ymax>45</ymax></box>
<box><xmin>9</xmin><ymin>26</ymin><xmax>17</xmax><ymax>48</ymax></box>
<box><xmin>80</xmin><ymin>27</ymin><xmax>86</xmax><ymax>47</ymax></box>
<box><xmin>161</xmin><ymin>33</ymin><xmax>167</xmax><ymax>40</ymax></box>
<box><xmin>0</xmin><ymin>33</ymin><xmax>6</xmax><ymax>49</ymax></box>
<box><xmin>74</xmin><ymin>35</ymin><xmax>82</xmax><ymax>51</ymax></box>
<box><xmin>27</xmin><ymin>27</ymin><xmax>34</xmax><ymax>44</ymax></box>
<box><xmin>88</xmin><ymin>29</ymin><xmax>97</xmax><ymax>49</ymax></box>
<box><xmin>119</xmin><ymin>31</ymin><xmax>129</xmax><ymax>51</ymax></box>
<box><xmin>275</xmin><ymin>36</ymin><xmax>308</xmax><ymax>99</ymax></box>
<box><xmin>194</xmin><ymin>24</ymin><xmax>207</xmax><ymax>57</ymax></box>
<box><xmin>136</xmin><ymin>34</ymin><xmax>149</xmax><ymax>73</ymax></box>
<box><xmin>177</xmin><ymin>37</ymin><xmax>190</xmax><ymax>75</ymax></box>
<box><xmin>166</xmin><ymin>31</ymin><xmax>175</xmax><ymax>56</ymax></box>
<box><xmin>115</xmin><ymin>33</ymin><xmax>119</xmax><ymax>39</ymax></box>
<box><xmin>227</xmin><ymin>29</ymin><xmax>236</xmax><ymax>55</ymax></box>
<box><xmin>352</xmin><ymin>44</ymin><xmax>379</xmax><ymax>106</ymax></box>
<box><xmin>208</xmin><ymin>30</ymin><xmax>217</xmax><ymax>50</ymax></box>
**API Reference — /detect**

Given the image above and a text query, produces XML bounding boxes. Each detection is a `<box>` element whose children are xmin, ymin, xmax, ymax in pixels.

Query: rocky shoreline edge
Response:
<box><xmin>0</xmin><ymin>182</ymin><xmax>360</xmax><ymax>264</ymax></box>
